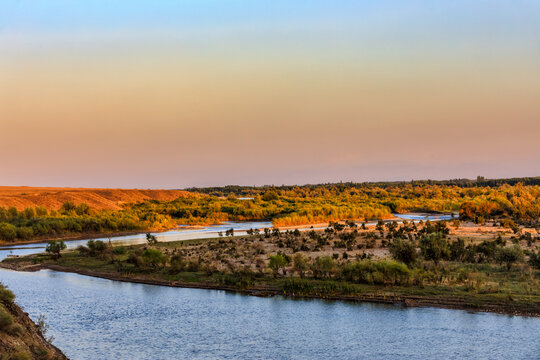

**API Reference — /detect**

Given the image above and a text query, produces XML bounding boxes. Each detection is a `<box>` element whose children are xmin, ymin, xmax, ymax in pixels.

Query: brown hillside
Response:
<box><xmin>0</xmin><ymin>187</ymin><xmax>193</xmax><ymax>211</ymax></box>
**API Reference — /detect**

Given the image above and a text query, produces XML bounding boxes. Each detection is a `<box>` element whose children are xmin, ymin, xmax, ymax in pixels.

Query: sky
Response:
<box><xmin>1</xmin><ymin>1</ymin><xmax>539</xmax><ymax>188</ymax></box>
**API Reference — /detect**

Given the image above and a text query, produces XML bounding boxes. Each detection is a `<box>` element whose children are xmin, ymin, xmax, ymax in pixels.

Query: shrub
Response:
<box><xmin>449</xmin><ymin>238</ymin><xmax>466</xmax><ymax>262</ymax></box>
<box><xmin>389</xmin><ymin>238</ymin><xmax>417</xmax><ymax>266</ymax></box>
<box><xmin>292</xmin><ymin>253</ymin><xmax>309</xmax><ymax>278</ymax></box>
<box><xmin>268</xmin><ymin>254</ymin><xmax>288</xmax><ymax>277</ymax></box>
<box><xmin>141</xmin><ymin>248</ymin><xmax>167</xmax><ymax>268</ymax></box>
<box><xmin>341</xmin><ymin>260</ymin><xmax>410</xmax><ymax>285</ymax></box>
<box><xmin>6</xmin><ymin>323</ymin><xmax>23</xmax><ymax>336</ymax></box>
<box><xmin>45</xmin><ymin>240</ymin><xmax>66</xmax><ymax>259</ymax></box>
<box><xmin>112</xmin><ymin>246</ymin><xmax>127</xmax><ymax>255</ymax></box>
<box><xmin>419</xmin><ymin>233</ymin><xmax>450</xmax><ymax>265</ymax></box>
<box><xmin>528</xmin><ymin>250</ymin><xmax>540</xmax><ymax>270</ymax></box>
<box><xmin>146</xmin><ymin>233</ymin><xmax>158</xmax><ymax>245</ymax></box>
<box><xmin>311</xmin><ymin>256</ymin><xmax>336</xmax><ymax>279</ymax></box>
<box><xmin>0</xmin><ymin>286</ymin><xmax>15</xmax><ymax>303</ymax></box>
<box><xmin>0</xmin><ymin>222</ymin><xmax>17</xmax><ymax>242</ymax></box>
<box><xmin>495</xmin><ymin>245</ymin><xmax>524</xmax><ymax>270</ymax></box>
<box><xmin>87</xmin><ymin>240</ymin><xmax>107</xmax><ymax>255</ymax></box>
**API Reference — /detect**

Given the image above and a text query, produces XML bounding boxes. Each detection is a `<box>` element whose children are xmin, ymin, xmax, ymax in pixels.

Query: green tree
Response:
<box><xmin>45</xmin><ymin>240</ymin><xmax>66</xmax><ymax>259</ymax></box>
<box><xmin>311</xmin><ymin>256</ymin><xmax>336</xmax><ymax>279</ymax></box>
<box><xmin>419</xmin><ymin>232</ymin><xmax>449</xmax><ymax>265</ymax></box>
<box><xmin>87</xmin><ymin>240</ymin><xmax>107</xmax><ymax>256</ymax></box>
<box><xmin>496</xmin><ymin>245</ymin><xmax>523</xmax><ymax>270</ymax></box>
<box><xmin>268</xmin><ymin>254</ymin><xmax>288</xmax><ymax>277</ymax></box>
<box><xmin>389</xmin><ymin>238</ymin><xmax>417</xmax><ymax>266</ymax></box>
<box><xmin>292</xmin><ymin>253</ymin><xmax>309</xmax><ymax>278</ymax></box>
<box><xmin>146</xmin><ymin>233</ymin><xmax>158</xmax><ymax>245</ymax></box>
<box><xmin>0</xmin><ymin>223</ymin><xmax>17</xmax><ymax>242</ymax></box>
<box><xmin>262</xmin><ymin>190</ymin><xmax>279</xmax><ymax>201</ymax></box>
<box><xmin>141</xmin><ymin>248</ymin><xmax>167</xmax><ymax>268</ymax></box>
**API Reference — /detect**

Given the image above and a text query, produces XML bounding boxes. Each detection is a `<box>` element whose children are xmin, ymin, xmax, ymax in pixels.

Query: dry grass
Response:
<box><xmin>0</xmin><ymin>186</ymin><xmax>194</xmax><ymax>210</ymax></box>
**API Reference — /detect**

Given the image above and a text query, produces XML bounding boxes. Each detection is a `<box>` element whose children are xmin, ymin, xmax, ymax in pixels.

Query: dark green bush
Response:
<box><xmin>342</xmin><ymin>260</ymin><xmax>410</xmax><ymax>285</ymax></box>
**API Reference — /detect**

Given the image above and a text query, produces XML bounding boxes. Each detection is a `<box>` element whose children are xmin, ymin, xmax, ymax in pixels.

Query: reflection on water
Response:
<box><xmin>0</xmin><ymin>269</ymin><xmax>538</xmax><ymax>360</ymax></box>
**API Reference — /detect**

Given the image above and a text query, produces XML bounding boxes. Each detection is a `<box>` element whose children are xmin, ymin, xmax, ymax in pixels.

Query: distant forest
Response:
<box><xmin>0</xmin><ymin>177</ymin><xmax>538</xmax><ymax>243</ymax></box>
<box><xmin>184</xmin><ymin>177</ymin><xmax>540</xmax><ymax>196</ymax></box>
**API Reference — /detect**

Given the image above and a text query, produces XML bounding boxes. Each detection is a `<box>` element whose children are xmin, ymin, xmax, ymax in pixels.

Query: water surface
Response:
<box><xmin>0</xmin><ymin>269</ymin><xmax>538</xmax><ymax>360</ymax></box>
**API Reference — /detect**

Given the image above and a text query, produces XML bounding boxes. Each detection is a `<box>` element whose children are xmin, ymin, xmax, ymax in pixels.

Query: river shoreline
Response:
<box><xmin>0</xmin><ymin>213</ymin><xmax>454</xmax><ymax>248</ymax></box>
<box><xmin>2</xmin><ymin>261</ymin><xmax>537</xmax><ymax>318</ymax></box>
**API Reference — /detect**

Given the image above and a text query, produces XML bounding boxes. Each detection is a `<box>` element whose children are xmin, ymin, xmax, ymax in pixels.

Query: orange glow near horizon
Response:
<box><xmin>1</xmin><ymin>1</ymin><xmax>539</xmax><ymax>187</ymax></box>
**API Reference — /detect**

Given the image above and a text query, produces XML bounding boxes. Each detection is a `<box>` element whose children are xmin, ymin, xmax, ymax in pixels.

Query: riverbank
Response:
<box><xmin>3</xmin><ymin>218</ymin><xmax>539</xmax><ymax>318</ymax></box>
<box><xmin>0</xmin><ymin>283</ymin><xmax>67</xmax><ymax>359</ymax></box>
<box><xmin>0</xmin><ymin>213</ymin><xmax>451</xmax><ymax>248</ymax></box>
<box><xmin>3</xmin><ymin>256</ymin><xmax>539</xmax><ymax>318</ymax></box>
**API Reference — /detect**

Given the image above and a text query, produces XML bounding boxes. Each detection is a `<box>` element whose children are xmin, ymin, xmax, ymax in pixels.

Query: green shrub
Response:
<box><xmin>0</xmin><ymin>222</ymin><xmax>17</xmax><ymax>242</ymax></box>
<box><xmin>342</xmin><ymin>260</ymin><xmax>410</xmax><ymax>285</ymax></box>
<box><xmin>0</xmin><ymin>286</ymin><xmax>15</xmax><ymax>303</ymax></box>
<box><xmin>112</xmin><ymin>246</ymin><xmax>127</xmax><ymax>255</ymax></box>
<box><xmin>389</xmin><ymin>238</ymin><xmax>417</xmax><ymax>266</ymax></box>
<box><xmin>45</xmin><ymin>240</ymin><xmax>66</xmax><ymax>259</ymax></box>
<box><xmin>141</xmin><ymin>248</ymin><xmax>167</xmax><ymax>268</ymax></box>
<box><xmin>311</xmin><ymin>256</ymin><xmax>336</xmax><ymax>279</ymax></box>
<box><xmin>87</xmin><ymin>240</ymin><xmax>107</xmax><ymax>255</ymax></box>
<box><xmin>495</xmin><ymin>245</ymin><xmax>524</xmax><ymax>270</ymax></box>
<box><xmin>419</xmin><ymin>232</ymin><xmax>450</xmax><ymax>265</ymax></box>
<box><xmin>268</xmin><ymin>254</ymin><xmax>288</xmax><ymax>277</ymax></box>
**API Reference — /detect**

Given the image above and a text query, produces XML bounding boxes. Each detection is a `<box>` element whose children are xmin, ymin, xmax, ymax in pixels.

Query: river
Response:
<box><xmin>3</xmin><ymin>215</ymin><xmax>538</xmax><ymax>359</ymax></box>
<box><xmin>1</xmin><ymin>269</ymin><xmax>539</xmax><ymax>360</ymax></box>
<box><xmin>0</xmin><ymin>214</ymin><xmax>455</xmax><ymax>261</ymax></box>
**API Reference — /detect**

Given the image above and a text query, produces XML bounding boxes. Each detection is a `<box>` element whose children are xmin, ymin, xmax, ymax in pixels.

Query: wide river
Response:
<box><xmin>1</xmin><ymin>215</ymin><xmax>539</xmax><ymax>359</ymax></box>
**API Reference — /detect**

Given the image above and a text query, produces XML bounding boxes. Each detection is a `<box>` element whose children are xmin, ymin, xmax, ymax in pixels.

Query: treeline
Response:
<box><xmin>0</xmin><ymin>202</ymin><xmax>174</xmax><ymax>243</ymax></box>
<box><xmin>1</xmin><ymin>181</ymin><xmax>538</xmax><ymax>243</ymax></box>
<box><xmin>178</xmin><ymin>182</ymin><xmax>540</xmax><ymax>226</ymax></box>
<box><xmin>185</xmin><ymin>177</ymin><xmax>540</xmax><ymax>196</ymax></box>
